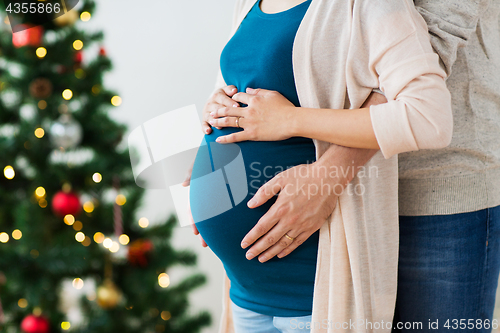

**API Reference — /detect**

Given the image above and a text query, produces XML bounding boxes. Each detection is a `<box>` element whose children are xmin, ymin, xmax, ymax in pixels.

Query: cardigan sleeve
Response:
<box><xmin>360</xmin><ymin>1</ymin><xmax>453</xmax><ymax>159</ymax></box>
<box><xmin>413</xmin><ymin>0</ymin><xmax>491</xmax><ymax>77</ymax></box>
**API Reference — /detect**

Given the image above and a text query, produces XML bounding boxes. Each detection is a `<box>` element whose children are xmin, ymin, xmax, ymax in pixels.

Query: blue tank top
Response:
<box><xmin>190</xmin><ymin>0</ymin><xmax>317</xmax><ymax>316</ymax></box>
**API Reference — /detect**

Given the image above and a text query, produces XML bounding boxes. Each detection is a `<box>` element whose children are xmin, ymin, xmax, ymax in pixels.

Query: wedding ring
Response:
<box><xmin>236</xmin><ymin>116</ymin><xmax>241</xmax><ymax>128</ymax></box>
<box><xmin>284</xmin><ymin>233</ymin><xmax>295</xmax><ymax>241</ymax></box>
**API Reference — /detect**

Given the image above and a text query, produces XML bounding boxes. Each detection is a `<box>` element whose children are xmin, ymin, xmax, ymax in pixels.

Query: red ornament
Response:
<box><xmin>74</xmin><ymin>51</ymin><xmax>83</xmax><ymax>64</ymax></box>
<box><xmin>12</xmin><ymin>25</ymin><xmax>44</xmax><ymax>48</ymax></box>
<box><xmin>20</xmin><ymin>314</ymin><xmax>50</xmax><ymax>333</ymax></box>
<box><xmin>98</xmin><ymin>47</ymin><xmax>107</xmax><ymax>57</ymax></box>
<box><xmin>51</xmin><ymin>191</ymin><xmax>81</xmax><ymax>217</ymax></box>
<box><xmin>127</xmin><ymin>239</ymin><xmax>154</xmax><ymax>267</ymax></box>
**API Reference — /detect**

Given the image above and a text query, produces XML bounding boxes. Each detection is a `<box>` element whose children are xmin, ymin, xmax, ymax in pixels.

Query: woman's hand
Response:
<box><xmin>209</xmin><ymin>88</ymin><xmax>297</xmax><ymax>143</ymax></box>
<box><xmin>202</xmin><ymin>85</ymin><xmax>240</xmax><ymax>134</ymax></box>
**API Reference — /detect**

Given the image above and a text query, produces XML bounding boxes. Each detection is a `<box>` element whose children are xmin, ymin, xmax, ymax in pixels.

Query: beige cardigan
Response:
<box><xmin>214</xmin><ymin>0</ymin><xmax>452</xmax><ymax>332</ymax></box>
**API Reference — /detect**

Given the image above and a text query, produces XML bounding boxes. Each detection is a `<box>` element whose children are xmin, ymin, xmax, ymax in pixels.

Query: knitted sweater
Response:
<box><xmin>399</xmin><ymin>0</ymin><xmax>500</xmax><ymax>215</ymax></box>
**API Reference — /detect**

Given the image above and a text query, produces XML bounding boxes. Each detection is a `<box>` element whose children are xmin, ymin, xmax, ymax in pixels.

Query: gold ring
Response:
<box><xmin>236</xmin><ymin>116</ymin><xmax>241</xmax><ymax>128</ymax></box>
<box><xmin>284</xmin><ymin>233</ymin><xmax>295</xmax><ymax>241</ymax></box>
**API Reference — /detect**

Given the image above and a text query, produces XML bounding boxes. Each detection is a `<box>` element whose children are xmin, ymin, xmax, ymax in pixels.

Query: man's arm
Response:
<box><xmin>241</xmin><ymin>93</ymin><xmax>386</xmax><ymax>262</ymax></box>
<box><xmin>414</xmin><ymin>0</ymin><xmax>490</xmax><ymax>76</ymax></box>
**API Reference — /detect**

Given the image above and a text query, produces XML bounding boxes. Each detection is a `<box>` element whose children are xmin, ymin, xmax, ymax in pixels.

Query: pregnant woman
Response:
<box><xmin>189</xmin><ymin>0</ymin><xmax>453</xmax><ymax>332</ymax></box>
<box><xmin>190</xmin><ymin>0</ymin><xmax>319</xmax><ymax>330</ymax></box>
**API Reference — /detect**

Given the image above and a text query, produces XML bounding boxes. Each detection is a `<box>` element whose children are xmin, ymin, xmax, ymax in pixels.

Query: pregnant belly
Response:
<box><xmin>190</xmin><ymin>127</ymin><xmax>316</xmax><ymax>246</ymax></box>
<box><xmin>189</xmin><ymin>127</ymin><xmax>319</xmax><ymax>315</ymax></box>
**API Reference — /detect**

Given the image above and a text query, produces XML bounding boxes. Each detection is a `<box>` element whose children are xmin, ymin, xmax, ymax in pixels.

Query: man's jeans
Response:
<box><xmin>393</xmin><ymin>205</ymin><xmax>500</xmax><ymax>332</ymax></box>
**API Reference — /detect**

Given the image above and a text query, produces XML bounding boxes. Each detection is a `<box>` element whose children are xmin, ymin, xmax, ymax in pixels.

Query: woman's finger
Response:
<box><xmin>276</xmin><ymin>232</ymin><xmax>310</xmax><ymax>259</ymax></box>
<box><xmin>245</xmin><ymin>87</ymin><xmax>273</xmax><ymax>95</ymax></box>
<box><xmin>211</xmin><ymin>106</ymin><xmax>244</xmax><ymax>119</ymax></box>
<box><xmin>215</xmin><ymin>131</ymin><xmax>249</xmax><ymax>144</ymax></box>
<box><xmin>199</xmin><ymin>233</ymin><xmax>208</xmax><ymax>247</ymax></box>
<box><xmin>244</xmin><ymin>224</ymin><xmax>291</xmax><ymax>261</ymax></box>
<box><xmin>241</xmin><ymin>196</ymin><xmax>285</xmax><ymax>251</ymax></box>
<box><xmin>203</xmin><ymin>102</ymin><xmax>225</xmax><ymax>130</ymax></box>
<box><xmin>191</xmin><ymin>222</ymin><xmax>199</xmax><ymax>235</ymax></box>
<box><xmin>209</xmin><ymin>116</ymin><xmax>242</xmax><ymax>129</ymax></box>
<box><xmin>201</xmin><ymin>121</ymin><xmax>212</xmax><ymax>134</ymax></box>
<box><xmin>233</xmin><ymin>89</ymin><xmax>274</xmax><ymax>103</ymax></box>
<box><xmin>259</xmin><ymin>231</ymin><xmax>306</xmax><ymax>262</ymax></box>
<box><xmin>181</xmin><ymin>170</ymin><xmax>192</xmax><ymax>186</ymax></box>
<box><xmin>223</xmin><ymin>85</ymin><xmax>238</xmax><ymax>97</ymax></box>
<box><xmin>247</xmin><ymin>175</ymin><xmax>283</xmax><ymax>209</ymax></box>
<box><xmin>190</xmin><ymin>216</ymin><xmax>208</xmax><ymax>248</ymax></box>
<box><xmin>232</xmin><ymin>92</ymin><xmax>253</xmax><ymax>105</ymax></box>
<box><xmin>214</xmin><ymin>92</ymin><xmax>240</xmax><ymax>108</ymax></box>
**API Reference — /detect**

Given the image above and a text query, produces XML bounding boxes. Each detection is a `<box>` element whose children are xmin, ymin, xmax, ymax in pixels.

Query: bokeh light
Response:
<box><xmin>38</xmin><ymin>100</ymin><xmax>47</xmax><ymax>109</ymax></box>
<box><xmin>62</xmin><ymin>89</ymin><xmax>73</xmax><ymax>100</ymax></box>
<box><xmin>93</xmin><ymin>232</ymin><xmax>105</xmax><ymax>243</ymax></box>
<box><xmin>82</xmin><ymin>236</ymin><xmax>91</xmax><ymax>247</ymax></box>
<box><xmin>75</xmin><ymin>232</ymin><xmax>85</xmax><ymax>242</ymax></box>
<box><xmin>92</xmin><ymin>172</ymin><xmax>102</xmax><ymax>183</ymax></box>
<box><xmin>0</xmin><ymin>232</ymin><xmax>9</xmax><ymax>243</ymax></box>
<box><xmin>12</xmin><ymin>229</ymin><xmax>22</xmax><ymax>240</ymax></box>
<box><xmin>34</xmin><ymin>128</ymin><xmax>45</xmax><ymax>138</ymax></box>
<box><xmin>35</xmin><ymin>186</ymin><xmax>46</xmax><ymax>197</ymax></box>
<box><xmin>72</xmin><ymin>221</ymin><xmax>83</xmax><ymax>231</ymax></box>
<box><xmin>109</xmin><ymin>241</ymin><xmax>120</xmax><ymax>253</ymax></box>
<box><xmin>161</xmin><ymin>311</ymin><xmax>171</xmax><ymax>321</ymax></box>
<box><xmin>4</xmin><ymin>165</ymin><xmax>15</xmax><ymax>179</ymax></box>
<box><xmin>72</xmin><ymin>278</ymin><xmax>84</xmax><ymax>289</ymax></box>
<box><xmin>80</xmin><ymin>11</ymin><xmax>91</xmax><ymax>21</ymax></box>
<box><xmin>118</xmin><ymin>234</ymin><xmax>130</xmax><ymax>245</ymax></box>
<box><xmin>64</xmin><ymin>214</ymin><xmax>75</xmax><ymax>226</ymax></box>
<box><xmin>73</xmin><ymin>40</ymin><xmax>83</xmax><ymax>50</ymax></box>
<box><xmin>138</xmin><ymin>217</ymin><xmax>149</xmax><ymax>228</ymax></box>
<box><xmin>103</xmin><ymin>237</ymin><xmax>112</xmax><ymax>249</ymax></box>
<box><xmin>36</xmin><ymin>47</ymin><xmax>47</xmax><ymax>58</ymax></box>
<box><xmin>158</xmin><ymin>273</ymin><xmax>170</xmax><ymax>288</ymax></box>
<box><xmin>111</xmin><ymin>96</ymin><xmax>122</xmax><ymax>106</ymax></box>
<box><xmin>83</xmin><ymin>201</ymin><xmax>94</xmax><ymax>213</ymax></box>
<box><xmin>18</xmin><ymin>299</ymin><xmax>28</xmax><ymax>308</ymax></box>
<box><xmin>115</xmin><ymin>194</ymin><xmax>126</xmax><ymax>206</ymax></box>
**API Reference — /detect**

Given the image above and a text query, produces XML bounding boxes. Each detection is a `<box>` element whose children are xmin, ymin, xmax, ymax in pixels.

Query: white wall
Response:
<box><xmin>86</xmin><ymin>1</ymin><xmax>234</xmax><ymax>332</ymax></box>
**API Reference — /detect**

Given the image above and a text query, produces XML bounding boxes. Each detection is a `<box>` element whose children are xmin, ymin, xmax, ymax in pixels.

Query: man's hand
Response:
<box><xmin>202</xmin><ymin>85</ymin><xmax>239</xmax><ymax>134</ymax></box>
<box><xmin>241</xmin><ymin>91</ymin><xmax>387</xmax><ymax>262</ymax></box>
<box><xmin>241</xmin><ymin>161</ymin><xmax>342</xmax><ymax>262</ymax></box>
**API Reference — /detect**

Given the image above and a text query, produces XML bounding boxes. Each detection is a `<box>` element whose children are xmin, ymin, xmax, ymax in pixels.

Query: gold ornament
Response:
<box><xmin>96</xmin><ymin>279</ymin><xmax>122</xmax><ymax>309</ymax></box>
<box><xmin>53</xmin><ymin>10</ymin><xmax>79</xmax><ymax>27</ymax></box>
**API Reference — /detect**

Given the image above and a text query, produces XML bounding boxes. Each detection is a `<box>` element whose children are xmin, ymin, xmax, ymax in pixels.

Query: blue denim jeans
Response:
<box><xmin>393</xmin><ymin>205</ymin><xmax>500</xmax><ymax>332</ymax></box>
<box><xmin>231</xmin><ymin>300</ymin><xmax>312</xmax><ymax>333</ymax></box>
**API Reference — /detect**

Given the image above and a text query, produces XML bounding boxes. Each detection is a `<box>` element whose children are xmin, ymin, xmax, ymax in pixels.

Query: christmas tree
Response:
<box><xmin>0</xmin><ymin>1</ymin><xmax>211</xmax><ymax>332</ymax></box>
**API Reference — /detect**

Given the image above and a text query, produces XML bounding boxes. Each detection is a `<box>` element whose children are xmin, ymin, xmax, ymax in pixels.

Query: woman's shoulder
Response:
<box><xmin>351</xmin><ymin>0</ymin><xmax>430</xmax><ymax>54</ymax></box>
